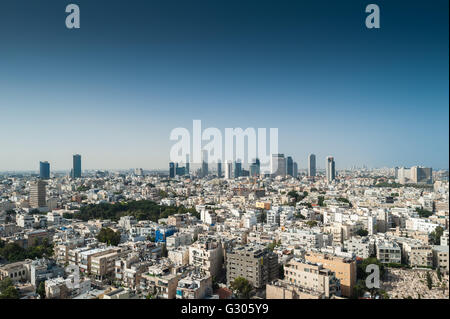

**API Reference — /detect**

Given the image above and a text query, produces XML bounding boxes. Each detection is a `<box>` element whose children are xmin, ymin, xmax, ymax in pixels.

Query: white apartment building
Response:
<box><xmin>344</xmin><ymin>237</ymin><xmax>375</xmax><ymax>259</ymax></box>
<box><xmin>376</xmin><ymin>240</ymin><xmax>401</xmax><ymax>264</ymax></box>
<box><xmin>189</xmin><ymin>239</ymin><xmax>223</xmax><ymax>278</ymax></box>
<box><xmin>405</xmin><ymin>218</ymin><xmax>440</xmax><ymax>234</ymax></box>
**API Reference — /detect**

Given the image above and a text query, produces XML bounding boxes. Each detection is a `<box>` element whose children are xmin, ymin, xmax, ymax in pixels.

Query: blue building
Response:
<box><xmin>155</xmin><ymin>226</ymin><xmax>177</xmax><ymax>243</ymax></box>
<box><xmin>72</xmin><ymin>154</ymin><xmax>82</xmax><ymax>178</ymax></box>
<box><xmin>169</xmin><ymin>162</ymin><xmax>175</xmax><ymax>178</ymax></box>
<box><xmin>39</xmin><ymin>161</ymin><xmax>50</xmax><ymax>180</ymax></box>
<box><xmin>234</xmin><ymin>160</ymin><xmax>242</xmax><ymax>178</ymax></box>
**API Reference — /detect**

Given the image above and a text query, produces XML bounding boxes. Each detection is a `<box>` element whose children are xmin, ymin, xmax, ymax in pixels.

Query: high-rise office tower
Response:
<box><xmin>217</xmin><ymin>160</ymin><xmax>222</xmax><ymax>178</ymax></box>
<box><xmin>29</xmin><ymin>180</ymin><xmax>46</xmax><ymax>208</ymax></box>
<box><xmin>201</xmin><ymin>150</ymin><xmax>208</xmax><ymax>177</ymax></box>
<box><xmin>293</xmin><ymin>162</ymin><xmax>298</xmax><ymax>178</ymax></box>
<box><xmin>250</xmin><ymin>158</ymin><xmax>260</xmax><ymax>177</ymax></box>
<box><xmin>72</xmin><ymin>154</ymin><xmax>82</xmax><ymax>178</ymax></box>
<box><xmin>326</xmin><ymin>156</ymin><xmax>336</xmax><ymax>183</ymax></box>
<box><xmin>410</xmin><ymin>166</ymin><xmax>433</xmax><ymax>184</ymax></box>
<box><xmin>185</xmin><ymin>154</ymin><xmax>190</xmax><ymax>175</ymax></box>
<box><xmin>169</xmin><ymin>162</ymin><xmax>175</xmax><ymax>178</ymax></box>
<box><xmin>308</xmin><ymin>154</ymin><xmax>316</xmax><ymax>177</ymax></box>
<box><xmin>39</xmin><ymin>161</ymin><xmax>50</xmax><ymax>180</ymax></box>
<box><xmin>225</xmin><ymin>161</ymin><xmax>232</xmax><ymax>179</ymax></box>
<box><xmin>175</xmin><ymin>163</ymin><xmax>186</xmax><ymax>176</ymax></box>
<box><xmin>234</xmin><ymin>160</ymin><xmax>242</xmax><ymax>178</ymax></box>
<box><xmin>286</xmin><ymin>156</ymin><xmax>294</xmax><ymax>176</ymax></box>
<box><xmin>271</xmin><ymin>154</ymin><xmax>286</xmax><ymax>177</ymax></box>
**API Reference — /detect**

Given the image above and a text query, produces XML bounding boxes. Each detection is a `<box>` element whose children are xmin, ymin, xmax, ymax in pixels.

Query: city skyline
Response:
<box><xmin>0</xmin><ymin>153</ymin><xmax>443</xmax><ymax>174</ymax></box>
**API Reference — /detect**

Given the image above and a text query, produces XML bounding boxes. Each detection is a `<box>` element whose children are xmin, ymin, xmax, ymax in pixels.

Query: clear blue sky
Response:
<box><xmin>0</xmin><ymin>0</ymin><xmax>448</xmax><ymax>171</ymax></box>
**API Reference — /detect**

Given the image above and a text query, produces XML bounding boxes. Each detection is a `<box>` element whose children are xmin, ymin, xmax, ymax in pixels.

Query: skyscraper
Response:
<box><xmin>308</xmin><ymin>154</ymin><xmax>316</xmax><ymax>177</ymax></box>
<box><xmin>286</xmin><ymin>156</ymin><xmax>294</xmax><ymax>176</ymax></box>
<box><xmin>225</xmin><ymin>161</ymin><xmax>232</xmax><ymax>179</ymax></box>
<box><xmin>72</xmin><ymin>154</ymin><xmax>82</xmax><ymax>178</ymax></box>
<box><xmin>201</xmin><ymin>150</ymin><xmax>208</xmax><ymax>177</ymax></box>
<box><xmin>217</xmin><ymin>160</ymin><xmax>222</xmax><ymax>178</ymax></box>
<box><xmin>169</xmin><ymin>162</ymin><xmax>175</xmax><ymax>178</ymax></box>
<box><xmin>326</xmin><ymin>156</ymin><xmax>335</xmax><ymax>183</ymax></box>
<box><xmin>250</xmin><ymin>158</ymin><xmax>260</xmax><ymax>177</ymax></box>
<box><xmin>175</xmin><ymin>163</ymin><xmax>186</xmax><ymax>176</ymax></box>
<box><xmin>185</xmin><ymin>154</ymin><xmax>190</xmax><ymax>175</ymax></box>
<box><xmin>271</xmin><ymin>154</ymin><xmax>286</xmax><ymax>177</ymax></box>
<box><xmin>39</xmin><ymin>161</ymin><xmax>50</xmax><ymax>180</ymax></box>
<box><xmin>234</xmin><ymin>160</ymin><xmax>242</xmax><ymax>178</ymax></box>
<box><xmin>293</xmin><ymin>162</ymin><xmax>298</xmax><ymax>178</ymax></box>
<box><xmin>29</xmin><ymin>180</ymin><xmax>46</xmax><ymax>209</ymax></box>
<box><xmin>410</xmin><ymin>166</ymin><xmax>433</xmax><ymax>184</ymax></box>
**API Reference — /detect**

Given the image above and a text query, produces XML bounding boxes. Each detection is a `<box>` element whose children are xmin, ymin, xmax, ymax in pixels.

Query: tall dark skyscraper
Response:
<box><xmin>201</xmin><ymin>150</ymin><xmax>208</xmax><ymax>177</ymax></box>
<box><xmin>169</xmin><ymin>162</ymin><xmax>175</xmax><ymax>178</ymax></box>
<box><xmin>39</xmin><ymin>161</ymin><xmax>50</xmax><ymax>180</ymax></box>
<box><xmin>250</xmin><ymin>158</ymin><xmax>260</xmax><ymax>177</ymax></box>
<box><xmin>308</xmin><ymin>154</ymin><xmax>316</xmax><ymax>177</ymax></box>
<box><xmin>185</xmin><ymin>154</ymin><xmax>190</xmax><ymax>175</ymax></box>
<box><xmin>286</xmin><ymin>156</ymin><xmax>294</xmax><ymax>176</ymax></box>
<box><xmin>326</xmin><ymin>156</ymin><xmax>336</xmax><ymax>183</ymax></box>
<box><xmin>217</xmin><ymin>161</ymin><xmax>222</xmax><ymax>178</ymax></box>
<box><xmin>293</xmin><ymin>162</ymin><xmax>298</xmax><ymax>178</ymax></box>
<box><xmin>72</xmin><ymin>154</ymin><xmax>82</xmax><ymax>178</ymax></box>
<box><xmin>175</xmin><ymin>163</ymin><xmax>186</xmax><ymax>176</ymax></box>
<box><xmin>234</xmin><ymin>160</ymin><xmax>242</xmax><ymax>178</ymax></box>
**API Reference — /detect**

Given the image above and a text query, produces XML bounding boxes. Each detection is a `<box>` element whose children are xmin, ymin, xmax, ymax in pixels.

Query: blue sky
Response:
<box><xmin>0</xmin><ymin>0</ymin><xmax>448</xmax><ymax>171</ymax></box>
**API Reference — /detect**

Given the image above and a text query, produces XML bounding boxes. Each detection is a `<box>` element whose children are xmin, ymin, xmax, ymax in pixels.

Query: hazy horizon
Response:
<box><xmin>1</xmin><ymin>0</ymin><xmax>448</xmax><ymax>171</ymax></box>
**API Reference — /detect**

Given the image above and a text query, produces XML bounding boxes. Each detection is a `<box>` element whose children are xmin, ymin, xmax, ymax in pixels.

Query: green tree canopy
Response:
<box><xmin>97</xmin><ymin>227</ymin><xmax>121</xmax><ymax>246</ymax></box>
<box><xmin>356</xmin><ymin>229</ymin><xmax>369</xmax><ymax>237</ymax></box>
<box><xmin>230</xmin><ymin>277</ymin><xmax>253</xmax><ymax>299</ymax></box>
<box><xmin>0</xmin><ymin>278</ymin><xmax>19</xmax><ymax>299</ymax></box>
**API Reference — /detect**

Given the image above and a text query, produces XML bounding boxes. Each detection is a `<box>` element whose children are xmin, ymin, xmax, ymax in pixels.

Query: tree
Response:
<box><xmin>426</xmin><ymin>271</ymin><xmax>433</xmax><ymax>290</ymax></box>
<box><xmin>356</xmin><ymin>229</ymin><xmax>369</xmax><ymax>237</ymax></box>
<box><xmin>317</xmin><ymin>196</ymin><xmax>326</xmax><ymax>207</ymax></box>
<box><xmin>437</xmin><ymin>268</ymin><xmax>442</xmax><ymax>282</ymax></box>
<box><xmin>230</xmin><ymin>277</ymin><xmax>253</xmax><ymax>299</ymax></box>
<box><xmin>97</xmin><ymin>228</ymin><xmax>121</xmax><ymax>246</ymax></box>
<box><xmin>353</xmin><ymin>279</ymin><xmax>367</xmax><ymax>298</ymax></box>
<box><xmin>0</xmin><ymin>240</ymin><xmax>53</xmax><ymax>263</ymax></box>
<box><xmin>430</xmin><ymin>226</ymin><xmax>444</xmax><ymax>245</ymax></box>
<box><xmin>305</xmin><ymin>220</ymin><xmax>317</xmax><ymax>228</ymax></box>
<box><xmin>415</xmin><ymin>207</ymin><xmax>433</xmax><ymax>218</ymax></box>
<box><xmin>267</xmin><ymin>240</ymin><xmax>278</xmax><ymax>251</ymax></box>
<box><xmin>37</xmin><ymin>281</ymin><xmax>46</xmax><ymax>299</ymax></box>
<box><xmin>0</xmin><ymin>286</ymin><xmax>19</xmax><ymax>299</ymax></box>
<box><xmin>0</xmin><ymin>278</ymin><xmax>19</xmax><ymax>299</ymax></box>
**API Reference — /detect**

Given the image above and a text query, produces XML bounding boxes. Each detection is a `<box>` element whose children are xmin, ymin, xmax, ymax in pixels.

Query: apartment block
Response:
<box><xmin>226</xmin><ymin>244</ymin><xmax>278</xmax><ymax>289</ymax></box>
<box><xmin>304</xmin><ymin>251</ymin><xmax>356</xmax><ymax>298</ymax></box>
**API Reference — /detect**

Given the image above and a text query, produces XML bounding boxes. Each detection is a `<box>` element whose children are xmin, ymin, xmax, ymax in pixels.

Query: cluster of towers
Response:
<box><xmin>169</xmin><ymin>153</ymin><xmax>336</xmax><ymax>182</ymax></box>
<box><xmin>39</xmin><ymin>154</ymin><xmax>82</xmax><ymax>180</ymax></box>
